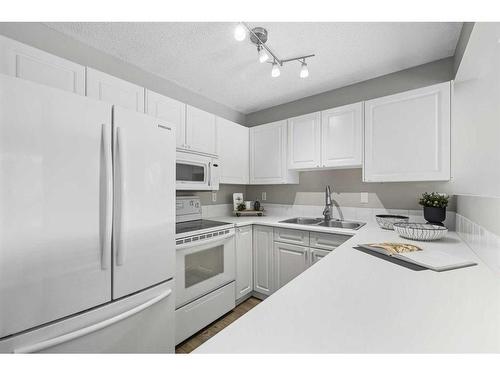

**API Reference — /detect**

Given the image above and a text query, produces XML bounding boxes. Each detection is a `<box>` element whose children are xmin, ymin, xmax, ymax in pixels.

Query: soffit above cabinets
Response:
<box><xmin>44</xmin><ymin>22</ymin><xmax>462</xmax><ymax>114</ymax></box>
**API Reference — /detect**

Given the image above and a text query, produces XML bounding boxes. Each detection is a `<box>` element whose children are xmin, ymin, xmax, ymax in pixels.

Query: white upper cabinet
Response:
<box><xmin>86</xmin><ymin>67</ymin><xmax>145</xmax><ymax>112</ymax></box>
<box><xmin>249</xmin><ymin>121</ymin><xmax>299</xmax><ymax>185</ymax></box>
<box><xmin>287</xmin><ymin>104</ymin><xmax>363</xmax><ymax>170</ymax></box>
<box><xmin>185</xmin><ymin>105</ymin><xmax>217</xmax><ymax>156</ymax></box>
<box><xmin>288</xmin><ymin>112</ymin><xmax>321</xmax><ymax>169</ymax></box>
<box><xmin>0</xmin><ymin>35</ymin><xmax>85</xmax><ymax>95</ymax></box>
<box><xmin>216</xmin><ymin>117</ymin><xmax>249</xmax><ymax>184</ymax></box>
<box><xmin>145</xmin><ymin>89</ymin><xmax>186</xmax><ymax>148</ymax></box>
<box><xmin>321</xmin><ymin>102</ymin><xmax>363</xmax><ymax>168</ymax></box>
<box><xmin>364</xmin><ymin>82</ymin><xmax>451</xmax><ymax>182</ymax></box>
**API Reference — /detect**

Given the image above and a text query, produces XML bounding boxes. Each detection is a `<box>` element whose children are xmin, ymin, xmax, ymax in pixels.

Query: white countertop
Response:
<box><xmin>195</xmin><ymin>216</ymin><xmax>500</xmax><ymax>353</ymax></box>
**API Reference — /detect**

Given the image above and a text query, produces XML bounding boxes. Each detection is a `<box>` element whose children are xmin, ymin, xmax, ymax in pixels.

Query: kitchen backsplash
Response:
<box><xmin>202</xmin><ymin>203</ymin><xmax>457</xmax><ymax>230</ymax></box>
<box><xmin>455</xmin><ymin>195</ymin><xmax>500</xmax><ymax>274</ymax></box>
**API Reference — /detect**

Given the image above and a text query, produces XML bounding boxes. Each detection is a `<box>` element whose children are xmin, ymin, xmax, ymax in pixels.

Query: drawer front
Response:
<box><xmin>274</xmin><ymin>228</ymin><xmax>309</xmax><ymax>246</ymax></box>
<box><xmin>175</xmin><ymin>282</ymin><xmax>235</xmax><ymax>345</ymax></box>
<box><xmin>309</xmin><ymin>232</ymin><xmax>351</xmax><ymax>251</ymax></box>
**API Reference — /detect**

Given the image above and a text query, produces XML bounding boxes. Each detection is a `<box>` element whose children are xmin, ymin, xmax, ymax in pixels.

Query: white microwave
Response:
<box><xmin>176</xmin><ymin>151</ymin><xmax>220</xmax><ymax>191</ymax></box>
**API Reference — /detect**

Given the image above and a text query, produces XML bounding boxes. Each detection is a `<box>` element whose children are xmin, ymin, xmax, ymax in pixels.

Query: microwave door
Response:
<box><xmin>176</xmin><ymin>159</ymin><xmax>210</xmax><ymax>190</ymax></box>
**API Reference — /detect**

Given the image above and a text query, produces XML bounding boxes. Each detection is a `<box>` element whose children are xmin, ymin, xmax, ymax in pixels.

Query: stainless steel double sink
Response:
<box><xmin>279</xmin><ymin>217</ymin><xmax>366</xmax><ymax>230</ymax></box>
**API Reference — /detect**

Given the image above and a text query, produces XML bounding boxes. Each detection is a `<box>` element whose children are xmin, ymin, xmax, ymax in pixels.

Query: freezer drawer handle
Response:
<box><xmin>115</xmin><ymin>126</ymin><xmax>127</xmax><ymax>266</ymax></box>
<box><xmin>14</xmin><ymin>289</ymin><xmax>172</xmax><ymax>354</ymax></box>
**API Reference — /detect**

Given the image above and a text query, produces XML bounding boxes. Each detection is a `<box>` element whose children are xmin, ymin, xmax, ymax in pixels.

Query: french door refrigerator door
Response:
<box><xmin>112</xmin><ymin>107</ymin><xmax>176</xmax><ymax>299</ymax></box>
<box><xmin>0</xmin><ymin>280</ymin><xmax>174</xmax><ymax>353</ymax></box>
<box><xmin>0</xmin><ymin>74</ymin><xmax>113</xmax><ymax>338</ymax></box>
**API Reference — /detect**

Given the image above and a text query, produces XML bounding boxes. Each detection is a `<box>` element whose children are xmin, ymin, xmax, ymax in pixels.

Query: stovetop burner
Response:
<box><xmin>175</xmin><ymin>219</ymin><xmax>232</xmax><ymax>235</ymax></box>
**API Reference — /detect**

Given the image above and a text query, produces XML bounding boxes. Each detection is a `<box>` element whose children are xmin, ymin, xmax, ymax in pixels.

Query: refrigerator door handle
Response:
<box><xmin>115</xmin><ymin>126</ymin><xmax>127</xmax><ymax>266</ymax></box>
<box><xmin>14</xmin><ymin>289</ymin><xmax>172</xmax><ymax>353</ymax></box>
<box><xmin>100</xmin><ymin>124</ymin><xmax>112</xmax><ymax>270</ymax></box>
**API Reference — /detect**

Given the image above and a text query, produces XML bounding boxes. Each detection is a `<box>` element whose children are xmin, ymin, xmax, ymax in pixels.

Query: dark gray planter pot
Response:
<box><xmin>423</xmin><ymin>206</ymin><xmax>446</xmax><ymax>226</ymax></box>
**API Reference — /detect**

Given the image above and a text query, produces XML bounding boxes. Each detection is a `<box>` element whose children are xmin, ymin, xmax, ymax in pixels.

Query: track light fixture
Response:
<box><xmin>234</xmin><ymin>22</ymin><xmax>315</xmax><ymax>78</ymax></box>
<box><xmin>271</xmin><ymin>61</ymin><xmax>280</xmax><ymax>78</ymax></box>
<box><xmin>300</xmin><ymin>60</ymin><xmax>309</xmax><ymax>78</ymax></box>
<box><xmin>257</xmin><ymin>45</ymin><xmax>269</xmax><ymax>63</ymax></box>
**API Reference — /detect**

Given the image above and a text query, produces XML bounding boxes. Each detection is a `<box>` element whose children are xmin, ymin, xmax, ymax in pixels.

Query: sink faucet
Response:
<box><xmin>323</xmin><ymin>185</ymin><xmax>333</xmax><ymax>221</ymax></box>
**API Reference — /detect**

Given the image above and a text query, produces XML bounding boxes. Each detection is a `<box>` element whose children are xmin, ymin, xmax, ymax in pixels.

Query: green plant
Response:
<box><xmin>237</xmin><ymin>202</ymin><xmax>246</xmax><ymax>211</ymax></box>
<box><xmin>419</xmin><ymin>192</ymin><xmax>449</xmax><ymax>208</ymax></box>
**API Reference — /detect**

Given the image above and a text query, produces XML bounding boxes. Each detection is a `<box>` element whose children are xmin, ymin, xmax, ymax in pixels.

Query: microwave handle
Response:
<box><xmin>208</xmin><ymin>161</ymin><xmax>211</xmax><ymax>187</ymax></box>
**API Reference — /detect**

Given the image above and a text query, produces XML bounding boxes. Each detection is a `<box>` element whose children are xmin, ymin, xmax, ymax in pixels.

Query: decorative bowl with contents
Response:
<box><xmin>375</xmin><ymin>214</ymin><xmax>409</xmax><ymax>230</ymax></box>
<box><xmin>393</xmin><ymin>222</ymin><xmax>448</xmax><ymax>241</ymax></box>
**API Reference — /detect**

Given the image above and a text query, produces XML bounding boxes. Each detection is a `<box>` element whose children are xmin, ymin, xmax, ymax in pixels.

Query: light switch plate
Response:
<box><xmin>361</xmin><ymin>192</ymin><xmax>369</xmax><ymax>204</ymax></box>
<box><xmin>262</xmin><ymin>192</ymin><xmax>267</xmax><ymax>201</ymax></box>
<box><xmin>212</xmin><ymin>191</ymin><xmax>217</xmax><ymax>202</ymax></box>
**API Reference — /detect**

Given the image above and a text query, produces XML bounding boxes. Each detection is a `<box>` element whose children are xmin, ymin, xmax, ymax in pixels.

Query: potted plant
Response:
<box><xmin>419</xmin><ymin>192</ymin><xmax>449</xmax><ymax>226</ymax></box>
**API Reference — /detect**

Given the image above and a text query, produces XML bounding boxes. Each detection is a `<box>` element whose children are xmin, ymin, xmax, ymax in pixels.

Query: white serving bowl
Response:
<box><xmin>393</xmin><ymin>222</ymin><xmax>448</xmax><ymax>241</ymax></box>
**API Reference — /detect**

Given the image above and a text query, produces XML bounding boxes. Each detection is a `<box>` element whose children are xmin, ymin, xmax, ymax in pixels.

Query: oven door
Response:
<box><xmin>175</xmin><ymin>230</ymin><xmax>235</xmax><ymax>308</ymax></box>
<box><xmin>176</xmin><ymin>152</ymin><xmax>211</xmax><ymax>190</ymax></box>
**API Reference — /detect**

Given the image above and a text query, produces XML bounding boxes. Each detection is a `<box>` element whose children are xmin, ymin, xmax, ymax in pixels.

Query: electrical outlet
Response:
<box><xmin>262</xmin><ymin>192</ymin><xmax>267</xmax><ymax>201</ymax></box>
<box><xmin>212</xmin><ymin>191</ymin><xmax>217</xmax><ymax>202</ymax></box>
<box><xmin>360</xmin><ymin>192</ymin><xmax>369</xmax><ymax>204</ymax></box>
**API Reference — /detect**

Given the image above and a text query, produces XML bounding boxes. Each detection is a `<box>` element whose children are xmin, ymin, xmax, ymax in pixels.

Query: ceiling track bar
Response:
<box><xmin>242</xmin><ymin>22</ymin><xmax>315</xmax><ymax>67</ymax></box>
<box><xmin>281</xmin><ymin>54</ymin><xmax>316</xmax><ymax>64</ymax></box>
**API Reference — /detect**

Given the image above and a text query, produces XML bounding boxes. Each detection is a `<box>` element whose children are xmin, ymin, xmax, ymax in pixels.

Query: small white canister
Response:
<box><xmin>245</xmin><ymin>201</ymin><xmax>252</xmax><ymax>210</ymax></box>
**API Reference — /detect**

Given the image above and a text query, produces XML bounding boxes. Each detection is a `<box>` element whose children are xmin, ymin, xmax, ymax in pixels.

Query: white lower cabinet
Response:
<box><xmin>273</xmin><ymin>242</ymin><xmax>309</xmax><ymax>290</ymax></box>
<box><xmin>253</xmin><ymin>226</ymin><xmax>274</xmax><ymax>296</ymax></box>
<box><xmin>310</xmin><ymin>248</ymin><xmax>331</xmax><ymax>265</ymax></box>
<box><xmin>235</xmin><ymin>226</ymin><xmax>253</xmax><ymax>299</ymax></box>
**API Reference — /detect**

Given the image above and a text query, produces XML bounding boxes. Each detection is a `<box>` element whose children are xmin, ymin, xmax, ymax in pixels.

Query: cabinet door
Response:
<box><xmin>321</xmin><ymin>102</ymin><xmax>363</xmax><ymax>168</ymax></box>
<box><xmin>235</xmin><ymin>226</ymin><xmax>253</xmax><ymax>299</ymax></box>
<box><xmin>310</xmin><ymin>248</ymin><xmax>331</xmax><ymax>265</ymax></box>
<box><xmin>185</xmin><ymin>105</ymin><xmax>217</xmax><ymax>155</ymax></box>
<box><xmin>217</xmin><ymin>117</ymin><xmax>249</xmax><ymax>184</ymax></box>
<box><xmin>250</xmin><ymin>121</ymin><xmax>298</xmax><ymax>184</ymax></box>
<box><xmin>273</xmin><ymin>242</ymin><xmax>309</xmax><ymax>290</ymax></box>
<box><xmin>253</xmin><ymin>226</ymin><xmax>274</xmax><ymax>296</ymax></box>
<box><xmin>0</xmin><ymin>35</ymin><xmax>85</xmax><ymax>95</ymax></box>
<box><xmin>145</xmin><ymin>89</ymin><xmax>186</xmax><ymax>149</ymax></box>
<box><xmin>288</xmin><ymin>112</ymin><xmax>321</xmax><ymax>169</ymax></box>
<box><xmin>86</xmin><ymin>68</ymin><xmax>145</xmax><ymax>112</ymax></box>
<box><xmin>364</xmin><ymin>82</ymin><xmax>451</xmax><ymax>182</ymax></box>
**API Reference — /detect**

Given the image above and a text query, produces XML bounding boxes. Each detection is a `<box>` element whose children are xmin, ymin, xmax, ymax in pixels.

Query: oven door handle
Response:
<box><xmin>176</xmin><ymin>231</ymin><xmax>234</xmax><ymax>250</ymax></box>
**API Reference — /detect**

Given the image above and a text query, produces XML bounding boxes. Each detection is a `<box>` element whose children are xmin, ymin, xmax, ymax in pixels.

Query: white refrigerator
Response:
<box><xmin>0</xmin><ymin>74</ymin><xmax>176</xmax><ymax>353</ymax></box>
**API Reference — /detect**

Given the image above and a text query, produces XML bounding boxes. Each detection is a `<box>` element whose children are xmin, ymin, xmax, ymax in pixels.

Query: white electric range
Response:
<box><xmin>174</xmin><ymin>196</ymin><xmax>236</xmax><ymax>345</ymax></box>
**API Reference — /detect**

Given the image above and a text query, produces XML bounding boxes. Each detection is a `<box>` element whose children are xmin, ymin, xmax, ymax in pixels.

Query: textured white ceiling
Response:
<box><xmin>45</xmin><ymin>22</ymin><xmax>462</xmax><ymax>114</ymax></box>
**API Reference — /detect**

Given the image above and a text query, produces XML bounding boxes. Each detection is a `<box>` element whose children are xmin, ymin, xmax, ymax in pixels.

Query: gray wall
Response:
<box><xmin>0</xmin><ymin>22</ymin><xmax>245</xmax><ymax>124</ymax></box>
<box><xmin>246</xmin><ymin>169</ymin><xmax>456</xmax><ymax>211</ymax></box>
<box><xmin>177</xmin><ymin>185</ymin><xmax>246</xmax><ymax>206</ymax></box>
<box><xmin>245</xmin><ymin>57</ymin><xmax>454</xmax><ymax>126</ymax></box>
<box><xmin>457</xmin><ymin>195</ymin><xmax>500</xmax><ymax>236</ymax></box>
